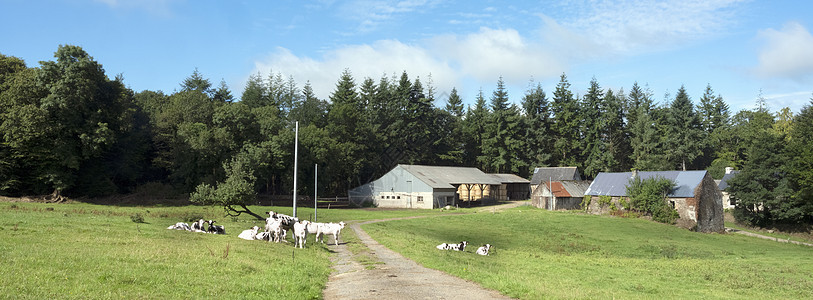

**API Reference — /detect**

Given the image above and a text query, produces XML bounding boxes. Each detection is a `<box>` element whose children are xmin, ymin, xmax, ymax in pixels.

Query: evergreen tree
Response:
<box><xmin>550</xmin><ymin>73</ymin><xmax>580</xmax><ymax>168</ymax></box>
<box><xmin>240</xmin><ymin>73</ymin><xmax>268</xmax><ymax>108</ymax></box>
<box><xmin>580</xmin><ymin>77</ymin><xmax>605</xmax><ymax>178</ymax></box>
<box><xmin>627</xmin><ymin>83</ymin><xmax>661</xmax><ymax>170</ymax></box>
<box><xmin>462</xmin><ymin>89</ymin><xmax>488</xmax><ymax>168</ymax></box>
<box><xmin>444</xmin><ymin>87</ymin><xmax>464</xmax><ymax>118</ymax></box>
<box><xmin>664</xmin><ymin>86</ymin><xmax>702</xmax><ymax>170</ymax></box>
<box><xmin>603</xmin><ymin>89</ymin><xmax>630</xmax><ymax>172</ymax></box>
<box><xmin>479</xmin><ymin>77</ymin><xmax>523</xmax><ymax>173</ymax></box>
<box><xmin>180</xmin><ymin>68</ymin><xmax>212</xmax><ymax>95</ymax></box>
<box><xmin>521</xmin><ymin>81</ymin><xmax>552</xmax><ymax>171</ymax></box>
<box><xmin>212</xmin><ymin>79</ymin><xmax>234</xmax><ymax>103</ymax></box>
<box><xmin>786</xmin><ymin>99</ymin><xmax>813</xmax><ymax>223</ymax></box>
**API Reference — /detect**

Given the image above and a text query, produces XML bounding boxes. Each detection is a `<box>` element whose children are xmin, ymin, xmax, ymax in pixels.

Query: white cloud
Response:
<box><xmin>553</xmin><ymin>0</ymin><xmax>745</xmax><ymax>55</ymax></box>
<box><xmin>431</xmin><ymin>27</ymin><xmax>565</xmax><ymax>83</ymax></box>
<box><xmin>338</xmin><ymin>0</ymin><xmax>440</xmax><ymax>33</ymax></box>
<box><xmin>754</xmin><ymin>22</ymin><xmax>813</xmax><ymax>81</ymax></box>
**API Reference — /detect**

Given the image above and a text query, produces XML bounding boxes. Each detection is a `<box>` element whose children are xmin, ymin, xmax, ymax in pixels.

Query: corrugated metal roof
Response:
<box><xmin>490</xmin><ymin>173</ymin><xmax>531</xmax><ymax>184</ymax></box>
<box><xmin>584</xmin><ymin>170</ymin><xmax>707</xmax><ymax>198</ymax></box>
<box><xmin>530</xmin><ymin>167</ymin><xmax>581</xmax><ymax>185</ymax></box>
<box><xmin>400</xmin><ymin>165</ymin><xmax>502</xmax><ymax>189</ymax></box>
<box><xmin>559</xmin><ymin>180</ymin><xmax>591</xmax><ymax>198</ymax></box>
<box><xmin>717</xmin><ymin>171</ymin><xmax>740</xmax><ymax>191</ymax></box>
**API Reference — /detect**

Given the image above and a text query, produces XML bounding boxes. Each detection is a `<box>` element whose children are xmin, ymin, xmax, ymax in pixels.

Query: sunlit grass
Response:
<box><xmin>364</xmin><ymin>207</ymin><xmax>813</xmax><ymax>299</ymax></box>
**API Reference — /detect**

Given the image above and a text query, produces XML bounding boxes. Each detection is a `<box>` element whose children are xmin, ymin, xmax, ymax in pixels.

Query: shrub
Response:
<box><xmin>626</xmin><ymin>176</ymin><xmax>678</xmax><ymax>224</ymax></box>
<box><xmin>130</xmin><ymin>213</ymin><xmax>146</xmax><ymax>223</ymax></box>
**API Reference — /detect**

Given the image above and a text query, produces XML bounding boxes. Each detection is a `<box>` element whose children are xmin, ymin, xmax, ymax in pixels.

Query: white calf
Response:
<box><xmin>238</xmin><ymin>226</ymin><xmax>260</xmax><ymax>240</ymax></box>
<box><xmin>264</xmin><ymin>217</ymin><xmax>283</xmax><ymax>243</ymax></box>
<box><xmin>306</xmin><ymin>222</ymin><xmax>325</xmax><ymax>243</ymax></box>
<box><xmin>476</xmin><ymin>244</ymin><xmax>492</xmax><ymax>256</ymax></box>
<box><xmin>267</xmin><ymin>211</ymin><xmax>298</xmax><ymax>241</ymax></box>
<box><xmin>436</xmin><ymin>241</ymin><xmax>468</xmax><ymax>251</ymax></box>
<box><xmin>166</xmin><ymin>222</ymin><xmax>190</xmax><ymax>231</ymax></box>
<box><xmin>292</xmin><ymin>220</ymin><xmax>310</xmax><ymax>249</ymax></box>
<box><xmin>317</xmin><ymin>221</ymin><xmax>346</xmax><ymax>246</ymax></box>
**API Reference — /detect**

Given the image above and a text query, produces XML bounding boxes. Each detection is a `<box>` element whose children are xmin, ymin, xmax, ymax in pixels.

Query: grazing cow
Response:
<box><xmin>316</xmin><ymin>221</ymin><xmax>346</xmax><ymax>246</ymax></box>
<box><xmin>476</xmin><ymin>244</ymin><xmax>492</xmax><ymax>256</ymax></box>
<box><xmin>166</xmin><ymin>222</ymin><xmax>190</xmax><ymax>231</ymax></box>
<box><xmin>207</xmin><ymin>220</ymin><xmax>226</xmax><ymax>234</ymax></box>
<box><xmin>238</xmin><ymin>226</ymin><xmax>260</xmax><ymax>240</ymax></box>
<box><xmin>436</xmin><ymin>241</ymin><xmax>468</xmax><ymax>251</ymax></box>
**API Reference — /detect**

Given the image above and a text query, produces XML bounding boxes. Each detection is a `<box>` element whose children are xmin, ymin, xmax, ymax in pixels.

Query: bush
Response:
<box><xmin>626</xmin><ymin>176</ymin><xmax>678</xmax><ymax>224</ymax></box>
<box><xmin>130</xmin><ymin>213</ymin><xmax>145</xmax><ymax>223</ymax></box>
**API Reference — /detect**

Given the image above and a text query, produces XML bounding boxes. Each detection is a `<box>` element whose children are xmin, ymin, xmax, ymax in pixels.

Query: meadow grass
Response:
<box><xmin>363</xmin><ymin>206</ymin><xmax>813</xmax><ymax>299</ymax></box>
<box><xmin>0</xmin><ymin>201</ymin><xmax>452</xmax><ymax>299</ymax></box>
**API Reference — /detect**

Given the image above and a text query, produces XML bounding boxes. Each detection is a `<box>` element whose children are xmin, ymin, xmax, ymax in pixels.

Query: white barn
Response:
<box><xmin>348</xmin><ymin>164</ymin><xmax>502</xmax><ymax>209</ymax></box>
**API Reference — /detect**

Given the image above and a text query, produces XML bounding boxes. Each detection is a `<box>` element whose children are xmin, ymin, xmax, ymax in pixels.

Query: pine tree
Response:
<box><xmin>462</xmin><ymin>89</ymin><xmax>488</xmax><ymax>168</ymax></box>
<box><xmin>521</xmin><ymin>81</ymin><xmax>552</xmax><ymax>171</ymax></box>
<box><xmin>627</xmin><ymin>83</ymin><xmax>661</xmax><ymax>171</ymax></box>
<box><xmin>444</xmin><ymin>87</ymin><xmax>464</xmax><ymax>118</ymax></box>
<box><xmin>603</xmin><ymin>89</ymin><xmax>630</xmax><ymax>171</ymax></box>
<box><xmin>550</xmin><ymin>73</ymin><xmax>580</xmax><ymax>168</ymax></box>
<box><xmin>664</xmin><ymin>85</ymin><xmax>702</xmax><ymax>170</ymax></box>
<box><xmin>580</xmin><ymin>77</ymin><xmax>605</xmax><ymax>178</ymax></box>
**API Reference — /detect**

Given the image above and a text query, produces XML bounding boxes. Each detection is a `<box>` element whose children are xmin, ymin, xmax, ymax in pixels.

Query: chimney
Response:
<box><xmin>725</xmin><ymin>167</ymin><xmax>733</xmax><ymax>174</ymax></box>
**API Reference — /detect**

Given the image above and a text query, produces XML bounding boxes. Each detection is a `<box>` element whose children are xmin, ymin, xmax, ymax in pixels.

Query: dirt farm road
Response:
<box><xmin>322</xmin><ymin>202</ymin><xmax>526</xmax><ymax>300</ymax></box>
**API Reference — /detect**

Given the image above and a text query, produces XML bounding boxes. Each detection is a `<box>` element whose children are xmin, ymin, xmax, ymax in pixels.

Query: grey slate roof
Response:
<box><xmin>717</xmin><ymin>171</ymin><xmax>740</xmax><ymax>191</ymax></box>
<box><xmin>400</xmin><ymin>165</ymin><xmax>502</xmax><ymax>189</ymax></box>
<box><xmin>530</xmin><ymin>167</ymin><xmax>581</xmax><ymax>185</ymax></box>
<box><xmin>584</xmin><ymin>170</ymin><xmax>708</xmax><ymax>198</ymax></box>
<box><xmin>490</xmin><ymin>173</ymin><xmax>531</xmax><ymax>184</ymax></box>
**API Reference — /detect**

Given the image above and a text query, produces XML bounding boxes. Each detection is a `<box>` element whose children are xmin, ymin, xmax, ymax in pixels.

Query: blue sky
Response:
<box><xmin>2</xmin><ymin>0</ymin><xmax>813</xmax><ymax>113</ymax></box>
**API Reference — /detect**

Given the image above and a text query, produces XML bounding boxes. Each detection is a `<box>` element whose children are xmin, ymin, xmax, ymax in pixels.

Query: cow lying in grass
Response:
<box><xmin>476</xmin><ymin>244</ymin><xmax>492</xmax><ymax>256</ymax></box>
<box><xmin>207</xmin><ymin>220</ymin><xmax>225</xmax><ymax>234</ymax></box>
<box><xmin>166</xmin><ymin>222</ymin><xmax>190</xmax><ymax>231</ymax></box>
<box><xmin>238</xmin><ymin>226</ymin><xmax>260</xmax><ymax>240</ymax></box>
<box><xmin>436</xmin><ymin>241</ymin><xmax>468</xmax><ymax>251</ymax></box>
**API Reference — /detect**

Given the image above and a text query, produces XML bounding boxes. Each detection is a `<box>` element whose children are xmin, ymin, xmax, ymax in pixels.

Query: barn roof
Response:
<box><xmin>543</xmin><ymin>180</ymin><xmax>591</xmax><ymax>198</ymax></box>
<box><xmin>717</xmin><ymin>171</ymin><xmax>740</xmax><ymax>191</ymax></box>
<box><xmin>584</xmin><ymin>170</ymin><xmax>708</xmax><ymax>198</ymax></box>
<box><xmin>490</xmin><ymin>173</ymin><xmax>531</xmax><ymax>184</ymax></box>
<box><xmin>530</xmin><ymin>167</ymin><xmax>581</xmax><ymax>185</ymax></box>
<box><xmin>399</xmin><ymin>165</ymin><xmax>502</xmax><ymax>189</ymax></box>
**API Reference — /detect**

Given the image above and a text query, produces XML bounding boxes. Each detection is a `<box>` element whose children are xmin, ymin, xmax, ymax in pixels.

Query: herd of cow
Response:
<box><xmin>167</xmin><ymin>212</ymin><xmax>493</xmax><ymax>255</ymax></box>
<box><xmin>166</xmin><ymin>211</ymin><xmax>345</xmax><ymax>248</ymax></box>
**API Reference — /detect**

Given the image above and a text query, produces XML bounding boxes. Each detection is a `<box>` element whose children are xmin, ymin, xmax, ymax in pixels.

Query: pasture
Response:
<box><xmin>364</xmin><ymin>206</ymin><xmax>813</xmax><ymax>299</ymax></box>
<box><xmin>2</xmin><ymin>201</ymin><xmax>811</xmax><ymax>299</ymax></box>
<box><xmin>0</xmin><ymin>202</ymin><xmax>440</xmax><ymax>299</ymax></box>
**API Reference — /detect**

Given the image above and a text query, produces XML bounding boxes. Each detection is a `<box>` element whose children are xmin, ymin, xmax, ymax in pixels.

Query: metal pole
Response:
<box><xmin>293</xmin><ymin>121</ymin><xmax>298</xmax><ymax>218</ymax></box>
<box><xmin>314</xmin><ymin>163</ymin><xmax>318</xmax><ymax>222</ymax></box>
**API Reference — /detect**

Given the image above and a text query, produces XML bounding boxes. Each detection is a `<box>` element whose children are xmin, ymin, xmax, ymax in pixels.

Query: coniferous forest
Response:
<box><xmin>2</xmin><ymin>45</ymin><xmax>812</xmax><ymax>226</ymax></box>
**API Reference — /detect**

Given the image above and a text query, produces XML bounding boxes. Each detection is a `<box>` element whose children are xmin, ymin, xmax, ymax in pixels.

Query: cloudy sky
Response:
<box><xmin>2</xmin><ymin>0</ymin><xmax>812</xmax><ymax>113</ymax></box>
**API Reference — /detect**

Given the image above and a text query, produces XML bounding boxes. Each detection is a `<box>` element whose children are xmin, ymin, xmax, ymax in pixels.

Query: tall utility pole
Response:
<box><xmin>293</xmin><ymin>121</ymin><xmax>299</xmax><ymax>218</ymax></box>
<box><xmin>314</xmin><ymin>164</ymin><xmax>318</xmax><ymax>222</ymax></box>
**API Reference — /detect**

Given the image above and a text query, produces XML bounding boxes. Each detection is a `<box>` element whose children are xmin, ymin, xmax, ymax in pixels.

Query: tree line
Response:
<box><xmin>1</xmin><ymin>45</ymin><xmax>811</xmax><ymax>225</ymax></box>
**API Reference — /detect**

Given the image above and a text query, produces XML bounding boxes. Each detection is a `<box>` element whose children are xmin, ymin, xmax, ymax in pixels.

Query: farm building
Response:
<box><xmin>584</xmin><ymin>170</ymin><xmax>724</xmax><ymax>233</ymax></box>
<box><xmin>489</xmin><ymin>173</ymin><xmax>531</xmax><ymax>200</ymax></box>
<box><xmin>531</xmin><ymin>180</ymin><xmax>592</xmax><ymax>210</ymax></box>
<box><xmin>529</xmin><ymin>167</ymin><xmax>582</xmax><ymax>193</ymax></box>
<box><xmin>348</xmin><ymin>165</ymin><xmax>503</xmax><ymax>209</ymax></box>
<box><xmin>716</xmin><ymin>167</ymin><xmax>739</xmax><ymax>210</ymax></box>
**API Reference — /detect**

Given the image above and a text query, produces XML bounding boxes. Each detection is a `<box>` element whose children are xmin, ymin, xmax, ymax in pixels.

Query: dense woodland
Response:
<box><xmin>1</xmin><ymin>45</ymin><xmax>812</xmax><ymax>226</ymax></box>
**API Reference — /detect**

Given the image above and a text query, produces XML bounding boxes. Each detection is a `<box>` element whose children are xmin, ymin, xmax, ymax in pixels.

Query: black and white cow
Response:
<box><xmin>436</xmin><ymin>241</ymin><xmax>468</xmax><ymax>251</ymax></box>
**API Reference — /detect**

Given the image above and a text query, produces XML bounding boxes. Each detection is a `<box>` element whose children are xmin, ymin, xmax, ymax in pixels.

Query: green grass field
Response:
<box><xmin>2</xmin><ymin>201</ymin><xmax>812</xmax><ymax>299</ymax></box>
<box><xmin>0</xmin><ymin>201</ymin><xmax>446</xmax><ymax>299</ymax></box>
<box><xmin>364</xmin><ymin>206</ymin><xmax>813</xmax><ymax>299</ymax></box>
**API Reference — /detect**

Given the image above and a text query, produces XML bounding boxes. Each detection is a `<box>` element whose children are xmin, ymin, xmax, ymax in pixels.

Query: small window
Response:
<box><xmin>669</xmin><ymin>200</ymin><xmax>676</xmax><ymax>209</ymax></box>
<box><xmin>381</xmin><ymin>195</ymin><xmax>385</xmax><ymax>199</ymax></box>
<box><xmin>417</xmin><ymin>196</ymin><xmax>424</xmax><ymax>202</ymax></box>
<box><xmin>397</xmin><ymin>196</ymin><xmax>401</xmax><ymax>199</ymax></box>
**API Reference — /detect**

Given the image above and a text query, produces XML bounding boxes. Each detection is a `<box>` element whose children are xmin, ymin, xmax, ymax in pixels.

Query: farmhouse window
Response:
<box><xmin>417</xmin><ymin>196</ymin><xmax>424</xmax><ymax>202</ymax></box>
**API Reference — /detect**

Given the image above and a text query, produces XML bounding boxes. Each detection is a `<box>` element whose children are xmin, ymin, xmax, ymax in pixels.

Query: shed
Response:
<box><xmin>584</xmin><ymin>170</ymin><xmax>724</xmax><ymax>233</ymax></box>
<box><xmin>490</xmin><ymin>173</ymin><xmax>531</xmax><ymax>200</ymax></box>
<box><xmin>531</xmin><ymin>180</ymin><xmax>592</xmax><ymax>210</ymax></box>
<box><xmin>530</xmin><ymin>167</ymin><xmax>582</xmax><ymax>193</ymax></box>
<box><xmin>348</xmin><ymin>164</ymin><xmax>502</xmax><ymax>209</ymax></box>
